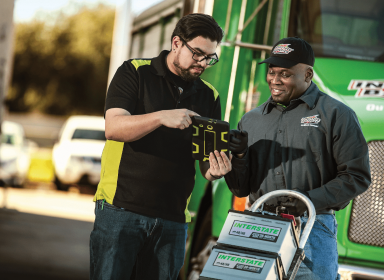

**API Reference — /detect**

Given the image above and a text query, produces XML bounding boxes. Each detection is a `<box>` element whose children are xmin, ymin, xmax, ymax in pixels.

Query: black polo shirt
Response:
<box><xmin>94</xmin><ymin>50</ymin><xmax>221</xmax><ymax>223</ymax></box>
<box><xmin>225</xmin><ymin>82</ymin><xmax>371</xmax><ymax>211</ymax></box>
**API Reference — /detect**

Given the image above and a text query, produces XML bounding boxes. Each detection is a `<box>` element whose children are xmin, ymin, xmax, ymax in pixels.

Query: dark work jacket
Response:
<box><xmin>225</xmin><ymin>82</ymin><xmax>371</xmax><ymax>211</ymax></box>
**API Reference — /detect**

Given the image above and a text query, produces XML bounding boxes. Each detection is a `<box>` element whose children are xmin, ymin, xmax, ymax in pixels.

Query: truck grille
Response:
<box><xmin>348</xmin><ymin>141</ymin><xmax>384</xmax><ymax>247</ymax></box>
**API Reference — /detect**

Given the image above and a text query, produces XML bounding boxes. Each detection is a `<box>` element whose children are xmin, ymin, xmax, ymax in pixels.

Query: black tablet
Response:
<box><xmin>191</xmin><ymin>116</ymin><xmax>230</xmax><ymax>161</ymax></box>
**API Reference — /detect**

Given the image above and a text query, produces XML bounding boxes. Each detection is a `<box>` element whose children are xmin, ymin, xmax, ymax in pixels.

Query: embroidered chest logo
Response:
<box><xmin>301</xmin><ymin>115</ymin><xmax>321</xmax><ymax>127</ymax></box>
<box><xmin>272</xmin><ymin>44</ymin><xmax>294</xmax><ymax>54</ymax></box>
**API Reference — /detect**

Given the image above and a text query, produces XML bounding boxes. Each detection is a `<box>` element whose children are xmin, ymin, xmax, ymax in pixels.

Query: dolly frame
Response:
<box><xmin>250</xmin><ymin>190</ymin><xmax>316</xmax><ymax>280</ymax></box>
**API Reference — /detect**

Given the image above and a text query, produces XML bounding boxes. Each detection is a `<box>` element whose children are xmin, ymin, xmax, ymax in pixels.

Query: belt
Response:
<box><xmin>314</xmin><ymin>209</ymin><xmax>334</xmax><ymax>215</ymax></box>
<box><xmin>262</xmin><ymin>204</ymin><xmax>334</xmax><ymax>216</ymax></box>
<box><xmin>97</xmin><ymin>199</ymin><xmax>125</xmax><ymax>210</ymax></box>
<box><xmin>303</xmin><ymin>209</ymin><xmax>334</xmax><ymax>217</ymax></box>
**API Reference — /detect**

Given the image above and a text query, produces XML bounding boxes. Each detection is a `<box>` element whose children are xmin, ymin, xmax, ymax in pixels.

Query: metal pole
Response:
<box><xmin>261</xmin><ymin>0</ymin><xmax>274</xmax><ymax>59</ymax></box>
<box><xmin>225</xmin><ymin>40</ymin><xmax>272</xmax><ymax>51</ymax></box>
<box><xmin>223</xmin><ymin>0</ymin><xmax>233</xmax><ymax>39</ymax></box>
<box><xmin>107</xmin><ymin>0</ymin><xmax>132</xmax><ymax>89</ymax></box>
<box><xmin>245</xmin><ymin>60</ymin><xmax>256</xmax><ymax>112</ymax></box>
<box><xmin>232</xmin><ymin>0</ymin><xmax>269</xmax><ymax>42</ymax></box>
<box><xmin>224</xmin><ymin>0</ymin><xmax>247</xmax><ymax>122</ymax></box>
<box><xmin>0</xmin><ymin>0</ymin><xmax>15</xmax><ymax>158</ymax></box>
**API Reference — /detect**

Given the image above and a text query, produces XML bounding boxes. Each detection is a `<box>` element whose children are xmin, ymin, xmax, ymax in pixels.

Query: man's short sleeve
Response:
<box><xmin>105</xmin><ymin>61</ymin><xmax>138</xmax><ymax>114</ymax></box>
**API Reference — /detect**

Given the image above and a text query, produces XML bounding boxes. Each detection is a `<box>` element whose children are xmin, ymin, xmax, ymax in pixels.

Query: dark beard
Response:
<box><xmin>173</xmin><ymin>54</ymin><xmax>205</xmax><ymax>82</ymax></box>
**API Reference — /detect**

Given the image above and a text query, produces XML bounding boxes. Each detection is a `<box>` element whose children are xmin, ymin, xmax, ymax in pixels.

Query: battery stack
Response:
<box><xmin>199</xmin><ymin>210</ymin><xmax>300</xmax><ymax>280</ymax></box>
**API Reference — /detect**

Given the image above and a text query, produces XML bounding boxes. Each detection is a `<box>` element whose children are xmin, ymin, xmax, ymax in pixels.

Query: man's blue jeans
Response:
<box><xmin>89</xmin><ymin>200</ymin><xmax>188</xmax><ymax>280</ymax></box>
<box><xmin>295</xmin><ymin>214</ymin><xmax>341</xmax><ymax>280</ymax></box>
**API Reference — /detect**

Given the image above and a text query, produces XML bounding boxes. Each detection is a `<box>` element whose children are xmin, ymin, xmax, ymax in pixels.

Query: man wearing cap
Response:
<box><xmin>225</xmin><ymin>37</ymin><xmax>371</xmax><ymax>279</ymax></box>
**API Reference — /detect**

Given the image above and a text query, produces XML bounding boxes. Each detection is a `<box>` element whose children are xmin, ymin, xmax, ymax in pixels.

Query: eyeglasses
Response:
<box><xmin>179</xmin><ymin>37</ymin><xmax>219</xmax><ymax>66</ymax></box>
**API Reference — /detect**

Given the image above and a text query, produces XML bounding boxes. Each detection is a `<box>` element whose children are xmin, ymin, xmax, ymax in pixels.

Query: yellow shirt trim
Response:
<box><xmin>184</xmin><ymin>194</ymin><xmax>192</xmax><ymax>223</ymax></box>
<box><xmin>131</xmin><ymin>59</ymin><xmax>151</xmax><ymax>70</ymax></box>
<box><xmin>201</xmin><ymin>79</ymin><xmax>219</xmax><ymax>100</ymax></box>
<box><xmin>93</xmin><ymin>140</ymin><xmax>124</xmax><ymax>204</ymax></box>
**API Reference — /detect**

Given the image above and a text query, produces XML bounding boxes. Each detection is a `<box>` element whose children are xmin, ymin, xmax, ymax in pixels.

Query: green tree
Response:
<box><xmin>6</xmin><ymin>4</ymin><xmax>115</xmax><ymax>116</ymax></box>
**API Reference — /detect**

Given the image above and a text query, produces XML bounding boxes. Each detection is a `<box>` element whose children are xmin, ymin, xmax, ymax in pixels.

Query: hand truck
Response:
<box><xmin>199</xmin><ymin>190</ymin><xmax>316</xmax><ymax>280</ymax></box>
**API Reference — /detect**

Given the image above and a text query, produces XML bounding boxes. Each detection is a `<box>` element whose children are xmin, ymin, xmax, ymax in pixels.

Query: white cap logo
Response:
<box><xmin>272</xmin><ymin>44</ymin><xmax>294</xmax><ymax>54</ymax></box>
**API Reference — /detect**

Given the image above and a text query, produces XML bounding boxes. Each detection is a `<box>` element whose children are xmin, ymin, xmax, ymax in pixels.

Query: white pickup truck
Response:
<box><xmin>52</xmin><ymin>115</ymin><xmax>105</xmax><ymax>190</ymax></box>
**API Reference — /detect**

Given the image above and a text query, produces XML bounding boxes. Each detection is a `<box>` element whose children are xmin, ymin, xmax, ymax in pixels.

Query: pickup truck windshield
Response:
<box><xmin>289</xmin><ymin>0</ymin><xmax>384</xmax><ymax>62</ymax></box>
<box><xmin>72</xmin><ymin>129</ymin><xmax>106</xmax><ymax>141</ymax></box>
<box><xmin>1</xmin><ymin>134</ymin><xmax>15</xmax><ymax>145</ymax></box>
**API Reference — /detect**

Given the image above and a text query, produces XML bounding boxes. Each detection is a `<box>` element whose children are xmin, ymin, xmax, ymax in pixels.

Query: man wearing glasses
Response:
<box><xmin>90</xmin><ymin>14</ymin><xmax>232</xmax><ymax>280</ymax></box>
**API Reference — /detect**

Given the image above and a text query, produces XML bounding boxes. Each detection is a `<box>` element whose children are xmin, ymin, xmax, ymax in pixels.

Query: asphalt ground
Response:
<box><xmin>1</xmin><ymin>112</ymin><xmax>99</xmax><ymax>279</ymax></box>
<box><xmin>0</xmin><ymin>184</ymin><xmax>96</xmax><ymax>280</ymax></box>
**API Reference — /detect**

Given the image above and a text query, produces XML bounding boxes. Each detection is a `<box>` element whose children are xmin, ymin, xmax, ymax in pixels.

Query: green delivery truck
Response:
<box><xmin>113</xmin><ymin>0</ymin><xmax>384</xmax><ymax>279</ymax></box>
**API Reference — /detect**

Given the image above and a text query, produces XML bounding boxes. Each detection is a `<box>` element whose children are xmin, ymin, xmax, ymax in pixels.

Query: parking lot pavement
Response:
<box><xmin>0</xmin><ymin>186</ymin><xmax>95</xmax><ymax>280</ymax></box>
<box><xmin>0</xmin><ymin>186</ymin><xmax>95</xmax><ymax>222</ymax></box>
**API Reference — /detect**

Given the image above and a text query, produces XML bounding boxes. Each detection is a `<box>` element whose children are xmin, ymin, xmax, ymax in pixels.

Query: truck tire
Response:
<box><xmin>54</xmin><ymin>175</ymin><xmax>69</xmax><ymax>191</ymax></box>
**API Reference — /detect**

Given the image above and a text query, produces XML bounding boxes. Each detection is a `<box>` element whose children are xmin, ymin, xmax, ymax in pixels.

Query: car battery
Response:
<box><xmin>191</xmin><ymin>116</ymin><xmax>230</xmax><ymax>161</ymax></box>
<box><xmin>216</xmin><ymin>210</ymin><xmax>299</xmax><ymax>275</ymax></box>
<box><xmin>199</xmin><ymin>245</ymin><xmax>284</xmax><ymax>280</ymax></box>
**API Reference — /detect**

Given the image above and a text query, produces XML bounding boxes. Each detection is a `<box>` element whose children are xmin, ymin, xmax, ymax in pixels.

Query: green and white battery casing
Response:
<box><xmin>216</xmin><ymin>210</ymin><xmax>299</xmax><ymax>275</ymax></box>
<box><xmin>199</xmin><ymin>245</ymin><xmax>284</xmax><ymax>280</ymax></box>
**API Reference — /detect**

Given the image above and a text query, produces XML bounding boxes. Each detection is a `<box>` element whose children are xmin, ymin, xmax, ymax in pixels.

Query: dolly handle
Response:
<box><xmin>249</xmin><ymin>190</ymin><xmax>316</xmax><ymax>249</ymax></box>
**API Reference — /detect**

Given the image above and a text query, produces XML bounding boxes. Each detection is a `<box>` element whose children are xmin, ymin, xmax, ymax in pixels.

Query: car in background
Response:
<box><xmin>0</xmin><ymin>121</ymin><xmax>31</xmax><ymax>187</ymax></box>
<box><xmin>52</xmin><ymin>115</ymin><xmax>105</xmax><ymax>190</ymax></box>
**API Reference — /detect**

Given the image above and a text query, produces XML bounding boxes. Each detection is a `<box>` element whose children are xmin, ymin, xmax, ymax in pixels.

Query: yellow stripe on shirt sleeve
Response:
<box><xmin>131</xmin><ymin>59</ymin><xmax>151</xmax><ymax>70</ymax></box>
<box><xmin>201</xmin><ymin>79</ymin><xmax>219</xmax><ymax>100</ymax></box>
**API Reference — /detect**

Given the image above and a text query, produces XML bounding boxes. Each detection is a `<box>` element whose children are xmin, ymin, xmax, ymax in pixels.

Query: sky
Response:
<box><xmin>14</xmin><ymin>0</ymin><xmax>164</xmax><ymax>22</ymax></box>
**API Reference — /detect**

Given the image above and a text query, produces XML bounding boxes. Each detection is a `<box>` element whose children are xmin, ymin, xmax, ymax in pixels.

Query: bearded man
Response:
<box><xmin>90</xmin><ymin>13</ymin><xmax>232</xmax><ymax>280</ymax></box>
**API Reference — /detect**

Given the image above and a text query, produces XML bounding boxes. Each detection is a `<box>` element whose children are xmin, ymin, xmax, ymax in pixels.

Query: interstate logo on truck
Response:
<box><xmin>348</xmin><ymin>80</ymin><xmax>384</xmax><ymax>97</ymax></box>
<box><xmin>213</xmin><ymin>252</ymin><xmax>266</xmax><ymax>274</ymax></box>
<box><xmin>229</xmin><ymin>220</ymin><xmax>281</xmax><ymax>242</ymax></box>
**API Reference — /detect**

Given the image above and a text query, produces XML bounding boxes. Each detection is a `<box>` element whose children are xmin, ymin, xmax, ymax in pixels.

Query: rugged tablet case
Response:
<box><xmin>191</xmin><ymin>116</ymin><xmax>230</xmax><ymax>161</ymax></box>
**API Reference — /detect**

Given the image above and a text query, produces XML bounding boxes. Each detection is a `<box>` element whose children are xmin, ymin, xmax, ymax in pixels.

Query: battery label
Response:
<box><xmin>229</xmin><ymin>220</ymin><xmax>281</xmax><ymax>242</ymax></box>
<box><xmin>213</xmin><ymin>252</ymin><xmax>265</xmax><ymax>274</ymax></box>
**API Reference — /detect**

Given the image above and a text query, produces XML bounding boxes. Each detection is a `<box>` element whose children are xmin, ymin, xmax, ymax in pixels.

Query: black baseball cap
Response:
<box><xmin>259</xmin><ymin>37</ymin><xmax>314</xmax><ymax>68</ymax></box>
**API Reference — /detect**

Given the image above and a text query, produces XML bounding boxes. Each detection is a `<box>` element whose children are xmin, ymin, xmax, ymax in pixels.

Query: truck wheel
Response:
<box><xmin>54</xmin><ymin>175</ymin><xmax>69</xmax><ymax>191</ymax></box>
<box><xmin>187</xmin><ymin>207</ymin><xmax>217</xmax><ymax>280</ymax></box>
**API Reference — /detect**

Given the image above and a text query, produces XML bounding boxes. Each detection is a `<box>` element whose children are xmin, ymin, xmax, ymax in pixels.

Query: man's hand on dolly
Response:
<box><xmin>280</xmin><ymin>190</ymin><xmax>310</xmax><ymax>216</ymax></box>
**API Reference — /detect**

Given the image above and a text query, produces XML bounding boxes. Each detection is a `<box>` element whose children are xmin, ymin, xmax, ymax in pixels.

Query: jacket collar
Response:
<box><xmin>262</xmin><ymin>82</ymin><xmax>321</xmax><ymax>115</ymax></box>
<box><xmin>298</xmin><ymin>82</ymin><xmax>320</xmax><ymax>109</ymax></box>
